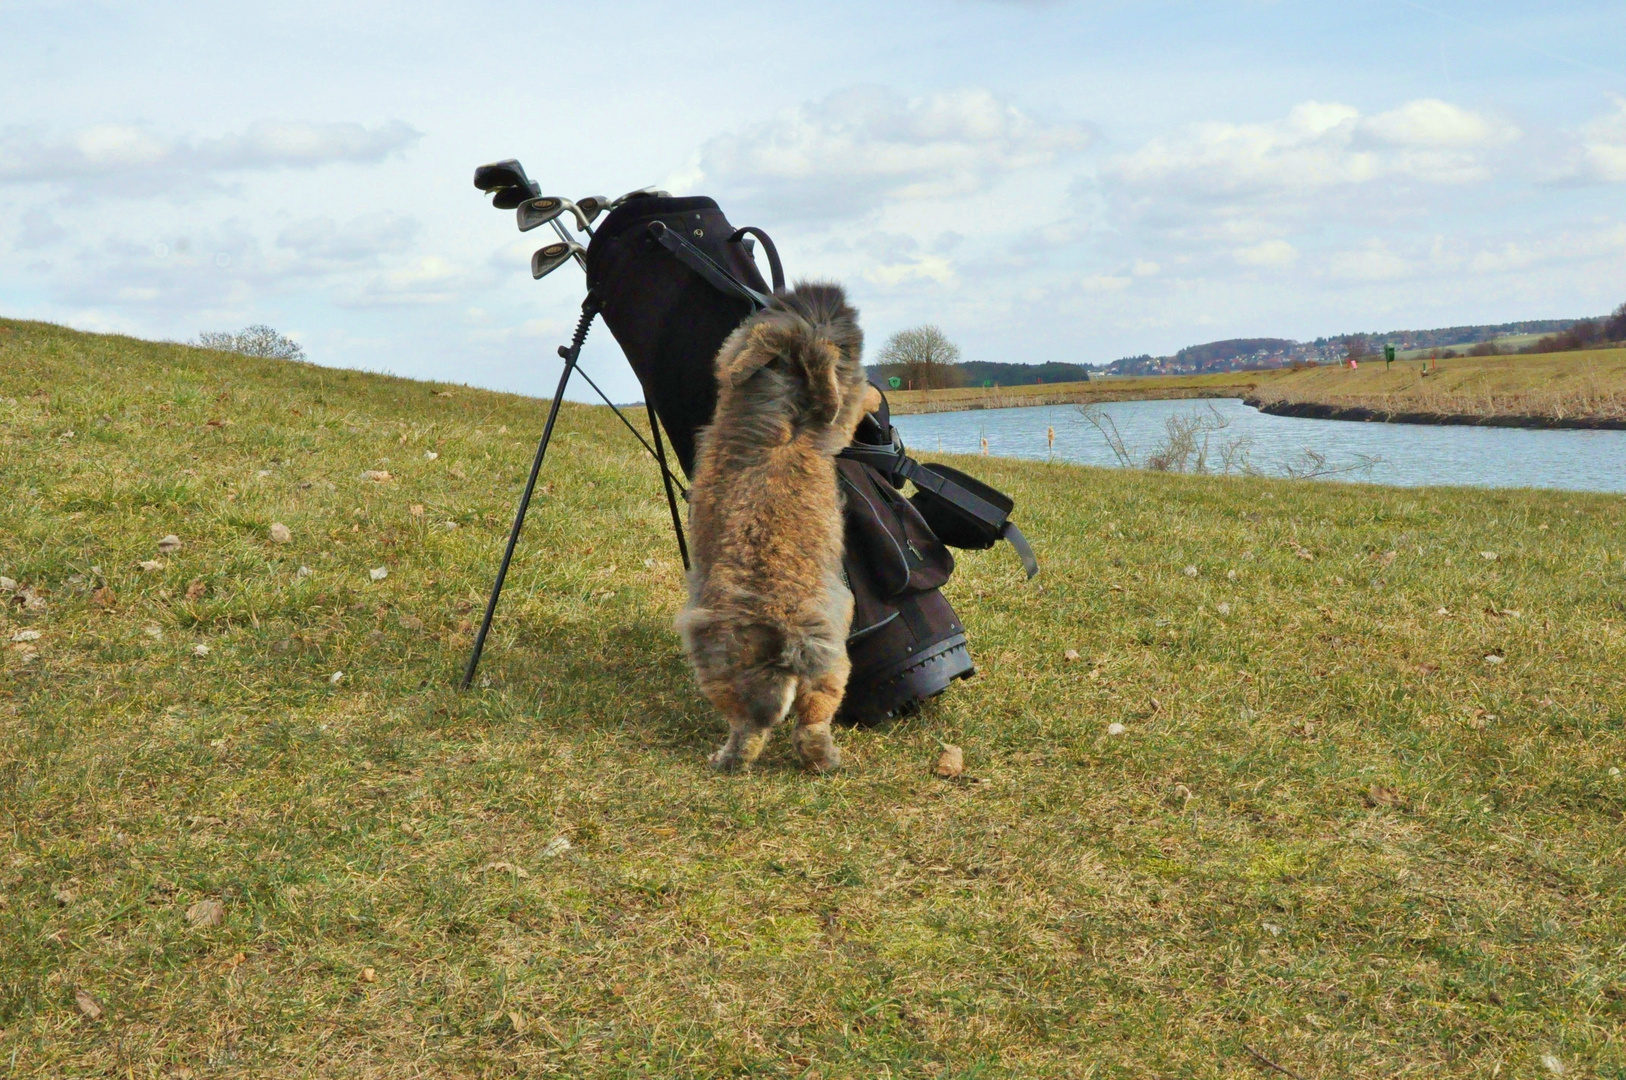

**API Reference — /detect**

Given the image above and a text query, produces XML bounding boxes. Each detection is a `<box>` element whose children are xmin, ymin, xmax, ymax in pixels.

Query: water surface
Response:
<box><xmin>890</xmin><ymin>398</ymin><xmax>1626</xmax><ymax>493</ymax></box>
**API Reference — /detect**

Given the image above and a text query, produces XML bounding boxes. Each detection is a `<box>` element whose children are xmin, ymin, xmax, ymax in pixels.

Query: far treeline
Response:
<box><xmin>866</xmin><ymin>325</ymin><xmax>1094</xmax><ymax>390</ymax></box>
<box><xmin>871</xmin><ymin>303</ymin><xmax>1626</xmax><ymax>389</ymax></box>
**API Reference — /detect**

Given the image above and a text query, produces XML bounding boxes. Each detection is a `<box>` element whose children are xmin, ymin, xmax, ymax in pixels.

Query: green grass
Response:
<box><xmin>3</xmin><ymin>316</ymin><xmax>1626</xmax><ymax>1078</ymax></box>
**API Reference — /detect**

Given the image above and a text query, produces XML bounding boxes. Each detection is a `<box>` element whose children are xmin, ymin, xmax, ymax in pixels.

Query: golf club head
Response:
<box><xmin>576</xmin><ymin>196</ymin><xmax>611</xmax><ymax>224</ymax></box>
<box><xmin>610</xmin><ymin>186</ymin><xmax>671</xmax><ymax>209</ymax></box>
<box><xmin>473</xmin><ymin>158</ymin><xmax>532</xmax><ymax>193</ymax></box>
<box><xmin>491</xmin><ymin>181</ymin><xmax>541</xmax><ymax>210</ymax></box>
<box><xmin>517</xmin><ymin>196</ymin><xmax>566</xmax><ymax>232</ymax></box>
<box><xmin>531</xmin><ymin>241</ymin><xmax>584</xmax><ymax>280</ymax></box>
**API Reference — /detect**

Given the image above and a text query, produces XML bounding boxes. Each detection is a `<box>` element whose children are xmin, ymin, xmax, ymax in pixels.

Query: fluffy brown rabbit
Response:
<box><xmin>677</xmin><ymin>282</ymin><xmax>877</xmax><ymax>772</ymax></box>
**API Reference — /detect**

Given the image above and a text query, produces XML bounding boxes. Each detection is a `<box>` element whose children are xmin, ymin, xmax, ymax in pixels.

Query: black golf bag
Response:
<box><xmin>465</xmin><ymin>162</ymin><xmax>1035</xmax><ymax>722</ymax></box>
<box><xmin>584</xmin><ymin>193</ymin><xmax>1036</xmax><ymax>723</ymax></box>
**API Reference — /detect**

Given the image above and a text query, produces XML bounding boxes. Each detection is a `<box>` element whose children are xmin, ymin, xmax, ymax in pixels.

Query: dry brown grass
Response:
<box><xmin>1252</xmin><ymin>348</ymin><xmax>1626</xmax><ymax>422</ymax></box>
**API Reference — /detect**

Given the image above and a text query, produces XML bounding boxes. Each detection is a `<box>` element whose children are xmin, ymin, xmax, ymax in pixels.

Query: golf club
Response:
<box><xmin>516</xmin><ymin>196</ymin><xmax>565</xmax><ymax>232</ymax></box>
<box><xmin>474</xmin><ymin>158</ymin><xmax>542</xmax><ymax>209</ymax></box>
<box><xmin>576</xmin><ymin>195</ymin><xmax>612</xmax><ymax>224</ymax></box>
<box><xmin>609</xmin><ymin>186</ymin><xmax>670</xmax><ymax>208</ymax></box>
<box><xmin>531</xmin><ymin>240</ymin><xmax>585</xmax><ymax>279</ymax></box>
<box><xmin>520</xmin><ymin>196</ymin><xmax>593</xmax><ymax>234</ymax></box>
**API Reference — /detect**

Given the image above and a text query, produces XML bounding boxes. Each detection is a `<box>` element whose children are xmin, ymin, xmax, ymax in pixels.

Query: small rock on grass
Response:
<box><xmin>157</xmin><ymin>534</ymin><xmax>181</xmax><ymax>554</ymax></box>
<box><xmin>186</xmin><ymin>898</ymin><xmax>225</xmax><ymax>928</ymax></box>
<box><xmin>11</xmin><ymin>629</ymin><xmax>40</xmax><ymax>642</ymax></box>
<box><xmin>361</xmin><ymin>470</ymin><xmax>393</xmax><ymax>483</ymax></box>
<box><xmin>541</xmin><ymin>836</ymin><xmax>572</xmax><ymax>858</ymax></box>
<box><xmin>329</xmin><ymin>671</ymin><xmax>345</xmax><ymax>685</ymax></box>
<box><xmin>74</xmin><ymin>988</ymin><xmax>103</xmax><ymax>1020</ymax></box>
<box><xmin>193</xmin><ymin>643</ymin><xmax>211</xmax><ymax>657</ymax></box>
<box><xmin>359</xmin><ymin>967</ymin><xmax>377</xmax><ymax>983</ymax></box>
<box><xmin>185</xmin><ymin>578</ymin><xmax>207</xmax><ymax>601</ymax></box>
<box><xmin>269</xmin><ymin>522</ymin><xmax>292</xmax><ymax>544</ymax></box>
<box><xmin>935</xmin><ymin>745</ymin><xmax>964</xmax><ymax>778</ymax></box>
<box><xmin>1063</xmin><ymin>649</ymin><xmax>1080</xmax><ymax>662</ymax></box>
<box><xmin>369</xmin><ymin>567</ymin><xmax>388</xmax><ymax>582</ymax></box>
<box><xmin>1107</xmin><ymin>722</ymin><xmax>1127</xmax><ymax>736</ymax></box>
<box><xmin>139</xmin><ymin>559</ymin><xmax>164</xmax><ymax>572</ymax></box>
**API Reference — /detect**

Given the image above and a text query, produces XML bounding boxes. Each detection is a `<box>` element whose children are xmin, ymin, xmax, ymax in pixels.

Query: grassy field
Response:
<box><xmin>4</xmin><ymin>316</ymin><xmax>1626</xmax><ymax>1078</ymax></box>
<box><xmin>1250</xmin><ymin>348</ymin><xmax>1626</xmax><ymax>424</ymax></box>
<box><xmin>888</xmin><ymin>371</ymin><xmax>1288</xmax><ymax>414</ymax></box>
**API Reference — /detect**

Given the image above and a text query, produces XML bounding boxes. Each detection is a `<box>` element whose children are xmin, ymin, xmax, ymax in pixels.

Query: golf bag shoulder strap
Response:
<box><xmin>647</xmin><ymin>221</ymin><xmax>771</xmax><ymax>309</ymax></box>
<box><xmin>728</xmin><ymin>227</ymin><xmax>785</xmax><ymax>293</ymax></box>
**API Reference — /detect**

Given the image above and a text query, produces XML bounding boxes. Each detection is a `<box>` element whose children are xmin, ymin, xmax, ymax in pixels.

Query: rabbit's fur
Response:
<box><xmin>677</xmin><ymin>282</ymin><xmax>875</xmax><ymax>772</ymax></box>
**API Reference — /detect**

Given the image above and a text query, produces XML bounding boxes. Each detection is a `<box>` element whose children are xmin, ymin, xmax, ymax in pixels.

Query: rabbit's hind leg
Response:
<box><xmin>790</xmin><ymin>656</ymin><xmax>849</xmax><ymax>773</ymax></box>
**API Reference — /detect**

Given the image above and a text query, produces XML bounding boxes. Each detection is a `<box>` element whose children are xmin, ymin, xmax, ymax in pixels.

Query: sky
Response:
<box><xmin>3</xmin><ymin>0</ymin><xmax>1625</xmax><ymax>403</ymax></box>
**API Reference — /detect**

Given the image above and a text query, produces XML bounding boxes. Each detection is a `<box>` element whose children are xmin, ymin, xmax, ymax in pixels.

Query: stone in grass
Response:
<box><xmin>1106</xmin><ymin>723</ymin><xmax>1127</xmax><ymax>736</ymax></box>
<box><xmin>186</xmin><ymin>898</ymin><xmax>225</xmax><ymax>928</ymax></box>
<box><xmin>541</xmin><ymin>836</ymin><xmax>572</xmax><ymax>858</ymax></box>
<box><xmin>157</xmin><ymin>534</ymin><xmax>181</xmax><ymax>554</ymax></box>
<box><xmin>139</xmin><ymin>559</ymin><xmax>164</xmax><ymax>572</ymax></box>
<box><xmin>11</xmin><ymin>629</ymin><xmax>41</xmax><ymax>643</ymax></box>
<box><xmin>369</xmin><ymin>567</ymin><xmax>388</xmax><ymax>582</ymax></box>
<box><xmin>935</xmin><ymin>745</ymin><xmax>964</xmax><ymax>778</ymax></box>
<box><xmin>361</xmin><ymin>470</ymin><xmax>393</xmax><ymax>483</ymax></box>
<box><xmin>329</xmin><ymin>671</ymin><xmax>345</xmax><ymax>686</ymax></box>
<box><xmin>74</xmin><ymin>988</ymin><xmax>103</xmax><ymax>1020</ymax></box>
<box><xmin>193</xmin><ymin>643</ymin><xmax>211</xmax><ymax>657</ymax></box>
<box><xmin>269</xmin><ymin>522</ymin><xmax>292</xmax><ymax>544</ymax></box>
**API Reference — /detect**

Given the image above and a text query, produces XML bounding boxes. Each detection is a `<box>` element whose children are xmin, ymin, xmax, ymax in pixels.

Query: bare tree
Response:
<box><xmin>878</xmin><ymin>325</ymin><xmax>964</xmax><ymax>390</ymax></box>
<box><xmin>195</xmin><ymin>325</ymin><xmax>306</xmax><ymax>362</ymax></box>
<box><xmin>1344</xmin><ymin>335</ymin><xmax>1370</xmax><ymax>363</ymax></box>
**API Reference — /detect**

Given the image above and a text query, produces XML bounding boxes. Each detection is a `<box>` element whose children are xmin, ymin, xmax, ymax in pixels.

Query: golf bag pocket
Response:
<box><xmin>839</xmin><ymin>459</ymin><xmax>952</xmax><ymax>601</ymax></box>
<box><xmin>837</xmin><ymin>459</ymin><xmax>972</xmax><ymax>724</ymax></box>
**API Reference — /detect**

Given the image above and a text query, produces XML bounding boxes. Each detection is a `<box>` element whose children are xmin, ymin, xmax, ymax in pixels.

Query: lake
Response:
<box><xmin>890</xmin><ymin>397</ymin><xmax>1626</xmax><ymax>493</ymax></box>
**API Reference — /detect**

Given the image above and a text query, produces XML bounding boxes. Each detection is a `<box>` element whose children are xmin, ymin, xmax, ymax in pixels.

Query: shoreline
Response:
<box><xmin>886</xmin><ymin>377</ymin><xmax>1274</xmax><ymax>415</ymax></box>
<box><xmin>1245</xmin><ymin>396</ymin><xmax>1626</xmax><ymax>431</ymax></box>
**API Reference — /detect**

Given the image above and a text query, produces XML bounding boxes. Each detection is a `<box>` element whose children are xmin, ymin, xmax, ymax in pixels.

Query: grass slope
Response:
<box><xmin>1253</xmin><ymin>348</ymin><xmax>1626</xmax><ymax>423</ymax></box>
<box><xmin>3</xmin><ymin>317</ymin><xmax>1626</xmax><ymax>1078</ymax></box>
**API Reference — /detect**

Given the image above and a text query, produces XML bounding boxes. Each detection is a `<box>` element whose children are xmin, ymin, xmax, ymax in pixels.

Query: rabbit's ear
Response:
<box><xmin>717</xmin><ymin>317</ymin><xmax>792</xmax><ymax>388</ymax></box>
<box><xmin>800</xmin><ymin>340</ymin><xmax>843</xmax><ymax>426</ymax></box>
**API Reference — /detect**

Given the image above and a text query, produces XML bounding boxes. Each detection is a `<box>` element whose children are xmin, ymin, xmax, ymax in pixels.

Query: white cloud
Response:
<box><xmin>0</xmin><ymin>119</ymin><xmax>420</xmax><ymax>191</ymax></box>
<box><xmin>1361</xmin><ymin>99</ymin><xmax>1514</xmax><ymax>148</ymax></box>
<box><xmin>1107</xmin><ymin>98</ymin><xmax>1517</xmax><ymax>197</ymax></box>
<box><xmin>691</xmin><ymin>85</ymin><xmax>1093</xmax><ymax>217</ymax></box>
<box><xmin>1234</xmin><ymin>239</ymin><xmax>1297</xmax><ymax>267</ymax></box>
<box><xmin>1325</xmin><ymin>242</ymin><xmax>1412</xmax><ymax>282</ymax></box>
<box><xmin>276</xmin><ymin>213</ymin><xmax>419</xmax><ymax>266</ymax></box>
<box><xmin>1575</xmin><ymin>97</ymin><xmax>1626</xmax><ymax>183</ymax></box>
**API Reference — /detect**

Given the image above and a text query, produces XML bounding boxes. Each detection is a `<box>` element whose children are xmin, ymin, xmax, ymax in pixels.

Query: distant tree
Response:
<box><xmin>196</xmin><ymin>325</ymin><xmax>306</xmax><ymax>362</ymax></box>
<box><xmin>1605</xmin><ymin>301</ymin><xmax>1626</xmax><ymax>343</ymax></box>
<box><xmin>1344</xmin><ymin>335</ymin><xmax>1370</xmax><ymax>362</ymax></box>
<box><xmin>878</xmin><ymin>325</ymin><xmax>964</xmax><ymax>390</ymax></box>
<box><xmin>1467</xmin><ymin>341</ymin><xmax>1501</xmax><ymax>357</ymax></box>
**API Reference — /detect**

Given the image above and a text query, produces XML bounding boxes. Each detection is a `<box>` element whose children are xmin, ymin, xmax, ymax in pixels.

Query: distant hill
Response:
<box><xmin>1099</xmin><ymin>318</ymin><xmax>1592</xmax><ymax>376</ymax></box>
<box><xmin>866</xmin><ymin>360</ymin><xmax>1092</xmax><ymax>388</ymax></box>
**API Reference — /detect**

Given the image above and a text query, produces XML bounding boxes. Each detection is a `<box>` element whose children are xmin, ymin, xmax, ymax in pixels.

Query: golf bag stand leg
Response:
<box><xmin>461</xmin><ymin>295</ymin><xmax>600</xmax><ymax>689</ymax></box>
<box><xmin>646</xmin><ymin>400</ymin><xmax>690</xmax><ymax>571</ymax></box>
